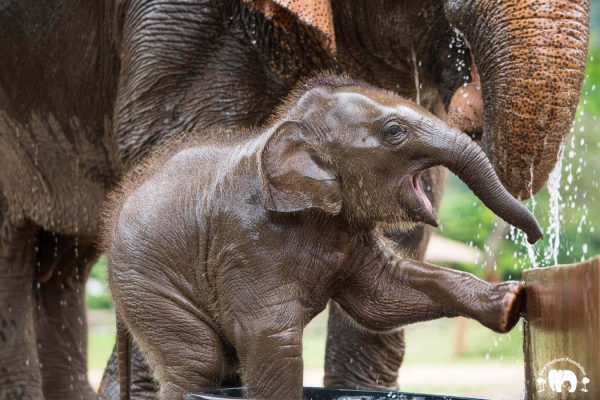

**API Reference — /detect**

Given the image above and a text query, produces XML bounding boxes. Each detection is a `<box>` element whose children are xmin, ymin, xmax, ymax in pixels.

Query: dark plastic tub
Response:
<box><xmin>185</xmin><ymin>387</ymin><xmax>484</xmax><ymax>400</ymax></box>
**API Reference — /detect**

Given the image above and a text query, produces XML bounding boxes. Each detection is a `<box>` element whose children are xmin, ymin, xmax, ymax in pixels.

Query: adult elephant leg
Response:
<box><xmin>97</xmin><ymin>342</ymin><xmax>157</xmax><ymax>400</ymax></box>
<box><xmin>0</xmin><ymin>195</ymin><xmax>43</xmax><ymax>399</ymax></box>
<box><xmin>35</xmin><ymin>232</ymin><xmax>97</xmax><ymax>400</ymax></box>
<box><xmin>325</xmin><ymin>304</ymin><xmax>405</xmax><ymax>389</ymax></box>
<box><xmin>324</xmin><ymin>167</ymin><xmax>446</xmax><ymax>389</ymax></box>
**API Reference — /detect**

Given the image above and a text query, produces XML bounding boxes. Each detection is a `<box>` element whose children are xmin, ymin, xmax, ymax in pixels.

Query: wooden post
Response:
<box><xmin>523</xmin><ymin>256</ymin><xmax>599</xmax><ymax>399</ymax></box>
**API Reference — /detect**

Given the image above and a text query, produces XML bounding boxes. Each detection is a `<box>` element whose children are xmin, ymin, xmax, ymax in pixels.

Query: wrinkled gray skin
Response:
<box><xmin>106</xmin><ymin>76</ymin><xmax>541</xmax><ymax>400</ymax></box>
<box><xmin>0</xmin><ymin>0</ymin><xmax>589</xmax><ymax>399</ymax></box>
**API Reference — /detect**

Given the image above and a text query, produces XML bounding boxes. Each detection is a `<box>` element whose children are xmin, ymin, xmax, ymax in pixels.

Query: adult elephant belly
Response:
<box><xmin>0</xmin><ymin>0</ymin><xmax>118</xmax><ymax>236</ymax></box>
<box><xmin>0</xmin><ymin>118</ymin><xmax>115</xmax><ymax>235</ymax></box>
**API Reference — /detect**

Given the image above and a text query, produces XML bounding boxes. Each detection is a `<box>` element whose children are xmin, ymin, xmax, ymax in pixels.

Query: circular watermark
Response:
<box><xmin>536</xmin><ymin>357</ymin><xmax>590</xmax><ymax>394</ymax></box>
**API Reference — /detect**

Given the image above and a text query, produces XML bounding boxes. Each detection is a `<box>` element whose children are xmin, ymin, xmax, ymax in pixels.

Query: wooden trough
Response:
<box><xmin>523</xmin><ymin>256</ymin><xmax>599</xmax><ymax>399</ymax></box>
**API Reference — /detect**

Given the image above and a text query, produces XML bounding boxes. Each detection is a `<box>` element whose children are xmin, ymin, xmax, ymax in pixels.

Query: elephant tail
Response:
<box><xmin>116</xmin><ymin>314</ymin><xmax>131</xmax><ymax>400</ymax></box>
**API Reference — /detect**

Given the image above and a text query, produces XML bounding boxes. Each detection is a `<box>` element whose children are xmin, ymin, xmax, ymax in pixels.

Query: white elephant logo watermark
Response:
<box><xmin>536</xmin><ymin>357</ymin><xmax>590</xmax><ymax>395</ymax></box>
<box><xmin>548</xmin><ymin>369</ymin><xmax>578</xmax><ymax>393</ymax></box>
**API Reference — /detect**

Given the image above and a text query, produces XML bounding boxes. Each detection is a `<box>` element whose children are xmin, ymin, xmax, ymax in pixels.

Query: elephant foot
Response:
<box><xmin>480</xmin><ymin>281</ymin><xmax>524</xmax><ymax>333</ymax></box>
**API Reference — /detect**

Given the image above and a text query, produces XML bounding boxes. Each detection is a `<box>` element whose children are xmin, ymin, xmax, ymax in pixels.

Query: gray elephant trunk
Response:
<box><xmin>438</xmin><ymin>128</ymin><xmax>543</xmax><ymax>244</ymax></box>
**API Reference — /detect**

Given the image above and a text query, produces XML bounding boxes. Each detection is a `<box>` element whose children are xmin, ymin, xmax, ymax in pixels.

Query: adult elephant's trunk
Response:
<box><xmin>428</xmin><ymin>125</ymin><xmax>543</xmax><ymax>244</ymax></box>
<box><xmin>444</xmin><ymin>0</ymin><xmax>590</xmax><ymax>198</ymax></box>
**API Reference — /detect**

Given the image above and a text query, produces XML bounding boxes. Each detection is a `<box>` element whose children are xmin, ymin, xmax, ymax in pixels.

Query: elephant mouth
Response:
<box><xmin>411</xmin><ymin>171</ymin><xmax>432</xmax><ymax>214</ymax></box>
<box><xmin>410</xmin><ymin>171</ymin><xmax>437</xmax><ymax>227</ymax></box>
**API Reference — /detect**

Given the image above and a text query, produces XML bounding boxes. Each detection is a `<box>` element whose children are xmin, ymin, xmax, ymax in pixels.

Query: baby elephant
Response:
<box><xmin>104</xmin><ymin>74</ymin><xmax>542</xmax><ymax>400</ymax></box>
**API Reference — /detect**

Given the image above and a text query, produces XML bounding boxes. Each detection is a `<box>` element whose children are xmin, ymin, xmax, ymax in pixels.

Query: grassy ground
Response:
<box><xmin>88</xmin><ymin>309</ymin><xmax>116</xmax><ymax>377</ymax></box>
<box><xmin>88</xmin><ymin>308</ymin><xmax>524</xmax><ymax>399</ymax></box>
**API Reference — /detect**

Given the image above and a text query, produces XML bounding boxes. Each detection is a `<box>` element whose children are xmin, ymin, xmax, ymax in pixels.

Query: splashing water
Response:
<box><xmin>506</xmin><ymin>165</ymin><xmax>541</xmax><ymax>269</ymax></box>
<box><xmin>524</xmin><ymin>165</ymin><xmax>540</xmax><ymax>268</ymax></box>
<box><xmin>544</xmin><ymin>142</ymin><xmax>565</xmax><ymax>266</ymax></box>
<box><xmin>510</xmin><ymin>113</ymin><xmax>585</xmax><ymax>269</ymax></box>
<box><xmin>506</xmin><ymin>52</ymin><xmax>597</xmax><ymax>269</ymax></box>
<box><xmin>411</xmin><ymin>47</ymin><xmax>421</xmax><ymax>106</ymax></box>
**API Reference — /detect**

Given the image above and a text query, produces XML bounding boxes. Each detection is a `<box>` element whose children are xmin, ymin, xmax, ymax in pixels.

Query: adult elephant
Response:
<box><xmin>0</xmin><ymin>0</ymin><xmax>589</xmax><ymax>399</ymax></box>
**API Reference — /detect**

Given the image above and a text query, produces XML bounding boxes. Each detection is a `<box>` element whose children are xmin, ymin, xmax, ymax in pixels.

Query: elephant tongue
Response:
<box><xmin>412</xmin><ymin>172</ymin><xmax>433</xmax><ymax>215</ymax></box>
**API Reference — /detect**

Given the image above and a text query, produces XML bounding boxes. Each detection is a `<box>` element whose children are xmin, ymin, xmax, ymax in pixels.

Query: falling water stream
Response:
<box><xmin>516</xmin><ymin>84</ymin><xmax>595</xmax><ymax>269</ymax></box>
<box><xmin>545</xmin><ymin>147</ymin><xmax>564</xmax><ymax>267</ymax></box>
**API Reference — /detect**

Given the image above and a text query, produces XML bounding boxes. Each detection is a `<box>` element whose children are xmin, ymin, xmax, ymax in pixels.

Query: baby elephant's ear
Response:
<box><xmin>261</xmin><ymin>121</ymin><xmax>342</xmax><ymax>214</ymax></box>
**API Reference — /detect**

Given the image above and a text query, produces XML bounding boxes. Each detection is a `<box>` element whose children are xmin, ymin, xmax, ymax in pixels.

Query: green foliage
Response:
<box><xmin>89</xmin><ymin>255</ymin><xmax>108</xmax><ymax>280</ymax></box>
<box><xmin>403</xmin><ymin>319</ymin><xmax>523</xmax><ymax>364</ymax></box>
<box><xmin>582</xmin><ymin>48</ymin><xmax>600</xmax><ymax>115</ymax></box>
<box><xmin>591</xmin><ymin>0</ymin><xmax>600</xmax><ymax>49</ymax></box>
<box><xmin>88</xmin><ymin>310</ymin><xmax>116</xmax><ymax>374</ymax></box>
<box><xmin>87</xmin><ymin>256</ymin><xmax>113</xmax><ymax>309</ymax></box>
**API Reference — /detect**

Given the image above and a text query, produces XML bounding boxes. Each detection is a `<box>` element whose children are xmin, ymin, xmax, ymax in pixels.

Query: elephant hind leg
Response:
<box><xmin>0</xmin><ymin>195</ymin><xmax>43</xmax><ymax>399</ymax></box>
<box><xmin>131</xmin><ymin>311</ymin><xmax>226</xmax><ymax>400</ymax></box>
<box><xmin>98</xmin><ymin>342</ymin><xmax>158</xmax><ymax>400</ymax></box>
<box><xmin>98</xmin><ymin>346</ymin><xmax>121</xmax><ymax>400</ymax></box>
<box><xmin>34</xmin><ymin>231</ymin><xmax>97</xmax><ymax>400</ymax></box>
<box><xmin>98</xmin><ymin>339</ymin><xmax>239</xmax><ymax>400</ymax></box>
<box><xmin>112</xmin><ymin>272</ymin><xmax>228</xmax><ymax>400</ymax></box>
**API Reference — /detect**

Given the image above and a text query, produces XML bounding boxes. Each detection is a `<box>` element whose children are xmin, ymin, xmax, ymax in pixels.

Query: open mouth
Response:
<box><xmin>411</xmin><ymin>171</ymin><xmax>433</xmax><ymax>215</ymax></box>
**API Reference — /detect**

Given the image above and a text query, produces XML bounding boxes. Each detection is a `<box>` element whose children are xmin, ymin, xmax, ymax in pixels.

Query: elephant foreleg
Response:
<box><xmin>324</xmin><ymin>215</ymin><xmax>429</xmax><ymax>390</ymax></box>
<box><xmin>336</xmin><ymin>249</ymin><xmax>523</xmax><ymax>335</ymax></box>
<box><xmin>323</xmin><ymin>225</ymin><xmax>430</xmax><ymax>390</ymax></box>
<box><xmin>0</xmin><ymin>196</ymin><xmax>43</xmax><ymax>399</ymax></box>
<box><xmin>324</xmin><ymin>167</ymin><xmax>445</xmax><ymax>389</ymax></box>
<box><xmin>34</xmin><ymin>232</ymin><xmax>97</xmax><ymax>400</ymax></box>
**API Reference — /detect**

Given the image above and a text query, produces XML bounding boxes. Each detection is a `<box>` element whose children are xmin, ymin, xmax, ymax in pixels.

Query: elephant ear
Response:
<box><xmin>261</xmin><ymin>121</ymin><xmax>341</xmax><ymax>214</ymax></box>
<box><xmin>244</xmin><ymin>0</ymin><xmax>335</xmax><ymax>51</ymax></box>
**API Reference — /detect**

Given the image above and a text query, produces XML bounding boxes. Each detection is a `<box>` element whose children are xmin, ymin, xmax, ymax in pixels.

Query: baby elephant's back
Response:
<box><xmin>106</xmin><ymin>142</ymin><xmax>262</xmax><ymax>285</ymax></box>
<box><xmin>108</xmin><ymin>147</ymin><xmax>212</xmax><ymax>275</ymax></box>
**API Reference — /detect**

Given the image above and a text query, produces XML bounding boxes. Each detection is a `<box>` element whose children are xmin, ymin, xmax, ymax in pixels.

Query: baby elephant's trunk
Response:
<box><xmin>433</xmin><ymin>126</ymin><xmax>543</xmax><ymax>244</ymax></box>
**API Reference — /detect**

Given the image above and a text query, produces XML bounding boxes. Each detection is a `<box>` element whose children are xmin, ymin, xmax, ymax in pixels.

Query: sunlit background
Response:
<box><xmin>86</xmin><ymin>3</ymin><xmax>600</xmax><ymax>399</ymax></box>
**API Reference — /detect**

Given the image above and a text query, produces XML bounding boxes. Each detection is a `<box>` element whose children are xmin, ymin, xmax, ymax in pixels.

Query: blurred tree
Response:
<box><xmin>87</xmin><ymin>256</ymin><xmax>112</xmax><ymax>309</ymax></box>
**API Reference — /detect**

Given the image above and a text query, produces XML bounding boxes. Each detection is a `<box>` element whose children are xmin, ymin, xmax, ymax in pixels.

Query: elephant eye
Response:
<box><xmin>382</xmin><ymin>121</ymin><xmax>409</xmax><ymax>145</ymax></box>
